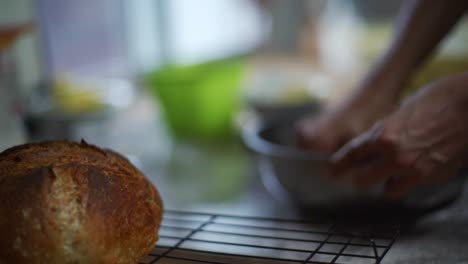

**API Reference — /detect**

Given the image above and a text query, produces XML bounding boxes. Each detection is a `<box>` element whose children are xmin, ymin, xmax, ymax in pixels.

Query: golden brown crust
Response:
<box><xmin>0</xmin><ymin>141</ymin><xmax>163</xmax><ymax>263</ymax></box>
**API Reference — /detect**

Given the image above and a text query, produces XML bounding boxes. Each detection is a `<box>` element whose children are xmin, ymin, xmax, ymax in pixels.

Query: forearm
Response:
<box><xmin>362</xmin><ymin>0</ymin><xmax>468</xmax><ymax>99</ymax></box>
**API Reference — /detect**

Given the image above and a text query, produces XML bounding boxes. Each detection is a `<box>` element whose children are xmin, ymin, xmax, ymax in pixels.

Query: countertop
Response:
<box><xmin>104</xmin><ymin>96</ymin><xmax>468</xmax><ymax>264</ymax></box>
<box><xmin>10</xmin><ymin>96</ymin><xmax>465</xmax><ymax>263</ymax></box>
<box><xmin>383</xmin><ymin>187</ymin><xmax>468</xmax><ymax>264</ymax></box>
<box><xmin>142</xmin><ymin>140</ymin><xmax>468</xmax><ymax>264</ymax></box>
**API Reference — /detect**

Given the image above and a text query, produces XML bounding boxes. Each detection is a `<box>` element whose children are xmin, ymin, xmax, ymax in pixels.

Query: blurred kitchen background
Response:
<box><xmin>2</xmin><ymin>0</ymin><xmax>468</xmax><ymax>215</ymax></box>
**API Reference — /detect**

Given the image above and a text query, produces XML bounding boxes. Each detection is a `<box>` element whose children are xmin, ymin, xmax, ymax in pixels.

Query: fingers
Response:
<box><xmin>295</xmin><ymin>117</ymin><xmax>345</xmax><ymax>153</ymax></box>
<box><xmin>384</xmin><ymin>170</ymin><xmax>424</xmax><ymax>200</ymax></box>
<box><xmin>331</xmin><ymin>137</ymin><xmax>377</xmax><ymax>176</ymax></box>
<box><xmin>421</xmin><ymin>156</ymin><xmax>463</xmax><ymax>185</ymax></box>
<box><xmin>331</xmin><ymin>131</ymin><xmax>395</xmax><ymax>178</ymax></box>
<box><xmin>329</xmin><ymin>124</ymin><xmax>407</xmax><ymax>195</ymax></box>
<box><xmin>353</xmin><ymin>160</ymin><xmax>402</xmax><ymax>189</ymax></box>
<box><xmin>299</xmin><ymin>132</ymin><xmax>341</xmax><ymax>153</ymax></box>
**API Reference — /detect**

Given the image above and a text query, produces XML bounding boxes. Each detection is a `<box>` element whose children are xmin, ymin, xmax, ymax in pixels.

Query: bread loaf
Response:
<box><xmin>0</xmin><ymin>141</ymin><xmax>163</xmax><ymax>263</ymax></box>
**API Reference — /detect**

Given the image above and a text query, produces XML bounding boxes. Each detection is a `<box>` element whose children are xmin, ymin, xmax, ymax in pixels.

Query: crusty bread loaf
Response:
<box><xmin>0</xmin><ymin>141</ymin><xmax>163</xmax><ymax>263</ymax></box>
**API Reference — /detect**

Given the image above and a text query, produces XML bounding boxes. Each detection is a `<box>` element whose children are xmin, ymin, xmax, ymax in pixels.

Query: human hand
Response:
<box><xmin>331</xmin><ymin>73</ymin><xmax>468</xmax><ymax>199</ymax></box>
<box><xmin>296</xmin><ymin>77</ymin><xmax>400</xmax><ymax>153</ymax></box>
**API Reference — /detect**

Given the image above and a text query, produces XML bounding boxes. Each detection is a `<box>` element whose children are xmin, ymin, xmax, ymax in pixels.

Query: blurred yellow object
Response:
<box><xmin>356</xmin><ymin>23</ymin><xmax>468</xmax><ymax>98</ymax></box>
<box><xmin>356</xmin><ymin>23</ymin><xmax>392</xmax><ymax>63</ymax></box>
<box><xmin>276</xmin><ymin>85</ymin><xmax>320</xmax><ymax>105</ymax></box>
<box><xmin>52</xmin><ymin>78</ymin><xmax>104</xmax><ymax>115</ymax></box>
<box><xmin>405</xmin><ymin>57</ymin><xmax>468</xmax><ymax>96</ymax></box>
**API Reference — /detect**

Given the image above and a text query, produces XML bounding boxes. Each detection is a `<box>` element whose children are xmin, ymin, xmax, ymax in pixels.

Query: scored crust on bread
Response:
<box><xmin>0</xmin><ymin>140</ymin><xmax>163</xmax><ymax>263</ymax></box>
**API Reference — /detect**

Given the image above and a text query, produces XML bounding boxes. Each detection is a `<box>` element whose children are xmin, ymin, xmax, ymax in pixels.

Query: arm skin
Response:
<box><xmin>297</xmin><ymin>0</ymin><xmax>468</xmax><ymax>199</ymax></box>
<box><xmin>332</xmin><ymin>71</ymin><xmax>468</xmax><ymax>199</ymax></box>
<box><xmin>297</xmin><ymin>0</ymin><xmax>468</xmax><ymax>153</ymax></box>
<box><xmin>365</xmin><ymin>0</ymin><xmax>468</xmax><ymax>100</ymax></box>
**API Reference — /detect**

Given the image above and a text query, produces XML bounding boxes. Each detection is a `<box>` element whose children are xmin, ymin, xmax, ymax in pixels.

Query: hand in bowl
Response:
<box><xmin>296</xmin><ymin>77</ymin><xmax>399</xmax><ymax>153</ymax></box>
<box><xmin>331</xmin><ymin>73</ymin><xmax>468</xmax><ymax>199</ymax></box>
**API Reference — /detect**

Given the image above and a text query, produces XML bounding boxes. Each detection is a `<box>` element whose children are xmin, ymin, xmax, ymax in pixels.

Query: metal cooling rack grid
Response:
<box><xmin>140</xmin><ymin>210</ymin><xmax>399</xmax><ymax>264</ymax></box>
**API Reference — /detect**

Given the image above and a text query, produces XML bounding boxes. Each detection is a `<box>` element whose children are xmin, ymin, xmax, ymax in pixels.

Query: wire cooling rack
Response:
<box><xmin>140</xmin><ymin>210</ymin><xmax>399</xmax><ymax>264</ymax></box>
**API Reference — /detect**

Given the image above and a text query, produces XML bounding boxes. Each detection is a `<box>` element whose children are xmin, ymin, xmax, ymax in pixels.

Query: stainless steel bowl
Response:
<box><xmin>243</xmin><ymin>120</ymin><xmax>466</xmax><ymax>211</ymax></box>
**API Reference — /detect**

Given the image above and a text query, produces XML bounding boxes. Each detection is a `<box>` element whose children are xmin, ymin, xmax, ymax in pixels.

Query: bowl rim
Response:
<box><xmin>242</xmin><ymin>121</ymin><xmax>329</xmax><ymax>161</ymax></box>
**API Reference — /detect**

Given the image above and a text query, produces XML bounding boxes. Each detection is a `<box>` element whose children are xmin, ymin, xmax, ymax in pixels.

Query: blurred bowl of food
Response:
<box><xmin>242</xmin><ymin>117</ymin><xmax>466</xmax><ymax>212</ymax></box>
<box><xmin>243</xmin><ymin>119</ymin><xmax>385</xmax><ymax>208</ymax></box>
<box><xmin>245</xmin><ymin>69</ymin><xmax>331</xmax><ymax>125</ymax></box>
<box><xmin>24</xmin><ymin>75</ymin><xmax>135</xmax><ymax>141</ymax></box>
